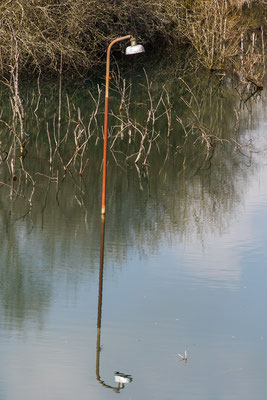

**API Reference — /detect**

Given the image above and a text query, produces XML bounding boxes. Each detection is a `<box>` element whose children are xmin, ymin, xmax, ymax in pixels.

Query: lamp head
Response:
<box><xmin>125</xmin><ymin>38</ymin><xmax>145</xmax><ymax>55</ymax></box>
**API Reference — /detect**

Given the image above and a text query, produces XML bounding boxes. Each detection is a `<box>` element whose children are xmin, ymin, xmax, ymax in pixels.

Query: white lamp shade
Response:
<box><xmin>125</xmin><ymin>44</ymin><xmax>145</xmax><ymax>55</ymax></box>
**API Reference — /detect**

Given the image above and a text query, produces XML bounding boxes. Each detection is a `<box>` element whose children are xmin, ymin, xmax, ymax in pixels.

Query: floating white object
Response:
<box><xmin>178</xmin><ymin>350</ymin><xmax>188</xmax><ymax>361</ymax></box>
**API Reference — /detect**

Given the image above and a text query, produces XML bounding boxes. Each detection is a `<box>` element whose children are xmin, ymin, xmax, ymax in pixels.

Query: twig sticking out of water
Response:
<box><xmin>178</xmin><ymin>350</ymin><xmax>188</xmax><ymax>361</ymax></box>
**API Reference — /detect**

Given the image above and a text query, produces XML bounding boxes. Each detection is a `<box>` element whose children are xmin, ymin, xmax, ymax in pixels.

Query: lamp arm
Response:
<box><xmin>105</xmin><ymin>35</ymin><xmax>132</xmax><ymax>98</ymax></box>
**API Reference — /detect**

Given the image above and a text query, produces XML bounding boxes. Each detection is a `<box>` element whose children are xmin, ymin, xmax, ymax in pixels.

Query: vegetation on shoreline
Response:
<box><xmin>0</xmin><ymin>0</ymin><xmax>266</xmax><ymax>214</ymax></box>
<box><xmin>0</xmin><ymin>0</ymin><xmax>266</xmax><ymax>78</ymax></box>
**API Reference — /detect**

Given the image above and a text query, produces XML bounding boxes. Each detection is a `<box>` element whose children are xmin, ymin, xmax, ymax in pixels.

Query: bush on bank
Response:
<box><xmin>0</xmin><ymin>0</ymin><xmax>265</xmax><ymax>77</ymax></box>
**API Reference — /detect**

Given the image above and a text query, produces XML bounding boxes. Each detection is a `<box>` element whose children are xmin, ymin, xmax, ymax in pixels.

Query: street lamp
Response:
<box><xmin>101</xmin><ymin>36</ymin><xmax>145</xmax><ymax>215</ymax></box>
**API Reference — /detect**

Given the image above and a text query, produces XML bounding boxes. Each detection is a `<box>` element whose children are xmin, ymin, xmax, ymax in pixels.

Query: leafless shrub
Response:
<box><xmin>0</xmin><ymin>0</ymin><xmax>173</xmax><ymax>76</ymax></box>
<box><xmin>0</xmin><ymin>0</ymin><xmax>265</xmax><ymax>77</ymax></box>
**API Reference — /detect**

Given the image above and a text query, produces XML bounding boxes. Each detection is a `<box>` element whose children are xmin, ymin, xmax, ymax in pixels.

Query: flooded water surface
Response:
<box><xmin>0</xmin><ymin>73</ymin><xmax>267</xmax><ymax>400</ymax></box>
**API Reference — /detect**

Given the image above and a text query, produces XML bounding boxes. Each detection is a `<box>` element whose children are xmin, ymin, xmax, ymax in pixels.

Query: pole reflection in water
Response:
<box><xmin>96</xmin><ymin>215</ymin><xmax>133</xmax><ymax>392</ymax></box>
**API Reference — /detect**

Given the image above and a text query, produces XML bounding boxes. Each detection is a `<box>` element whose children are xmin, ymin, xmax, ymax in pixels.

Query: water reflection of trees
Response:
<box><xmin>0</xmin><ymin>221</ymin><xmax>53</xmax><ymax>330</ymax></box>
<box><xmin>0</xmin><ymin>71</ymin><xmax>265</xmax><ymax>328</ymax></box>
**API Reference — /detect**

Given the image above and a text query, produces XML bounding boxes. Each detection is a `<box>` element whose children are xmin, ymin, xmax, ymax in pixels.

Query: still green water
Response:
<box><xmin>0</xmin><ymin>72</ymin><xmax>267</xmax><ymax>400</ymax></box>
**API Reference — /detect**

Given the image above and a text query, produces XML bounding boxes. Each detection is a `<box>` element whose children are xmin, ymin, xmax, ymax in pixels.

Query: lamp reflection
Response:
<box><xmin>96</xmin><ymin>215</ymin><xmax>133</xmax><ymax>392</ymax></box>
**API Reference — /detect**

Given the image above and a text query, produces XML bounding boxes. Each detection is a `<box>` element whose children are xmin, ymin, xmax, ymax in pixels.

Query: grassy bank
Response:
<box><xmin>0</xmin><ymin>0</ymin><xmax>266</xmax><ymax>79</ymax></box>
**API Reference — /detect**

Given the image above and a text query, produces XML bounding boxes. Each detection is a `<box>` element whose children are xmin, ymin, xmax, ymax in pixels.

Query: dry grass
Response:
<box><xmin>0</xmin><ymin>0</ymin><xmax>265</xmax><ymax>77</ymax></box>
<box><xmin>0</xmin><ymin>0</ymin><xmax>173</xmax><ymax>76</ymax></box>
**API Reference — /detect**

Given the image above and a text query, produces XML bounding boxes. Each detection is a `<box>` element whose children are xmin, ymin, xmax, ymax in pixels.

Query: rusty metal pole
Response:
<box><xmin>101</xmin><ymin>35</ymin><xmax>132</xmax><ymax>215</ymax></box>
